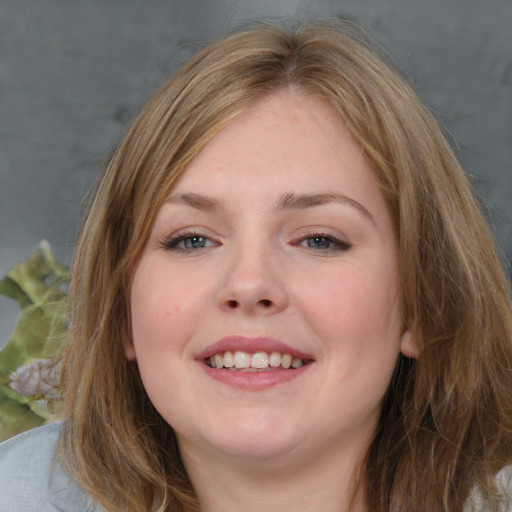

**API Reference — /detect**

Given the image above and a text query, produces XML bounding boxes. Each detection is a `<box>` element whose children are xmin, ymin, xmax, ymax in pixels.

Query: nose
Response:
<box><xmin>217</xmin><ymin>243</ymin><xmax>288</xmax><ymax>315</ymax></box>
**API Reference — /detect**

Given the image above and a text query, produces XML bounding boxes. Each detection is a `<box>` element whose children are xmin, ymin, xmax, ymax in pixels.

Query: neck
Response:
<box><xmin>179</xmin><ymin>438</ymin><xmax>368</xmax><ymax>512</ymax></box>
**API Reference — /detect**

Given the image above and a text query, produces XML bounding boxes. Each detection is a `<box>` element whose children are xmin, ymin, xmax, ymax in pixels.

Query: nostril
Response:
<box><xmin>223</xmin><ymin>298</ymin><xmax>275</xmax><ymax>310</ymax></box>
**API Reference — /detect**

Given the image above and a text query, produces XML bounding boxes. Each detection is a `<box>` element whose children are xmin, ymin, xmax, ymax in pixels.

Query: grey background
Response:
<box><xmin>1</xmin><ymin>0</ymin><xmax>511</xmax><ymax>346</ymax></box>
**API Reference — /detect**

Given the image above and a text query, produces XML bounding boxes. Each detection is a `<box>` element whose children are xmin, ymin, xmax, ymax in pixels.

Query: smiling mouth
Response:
<box><xmin>205</xmin><ymin>350</ymin><xmax>312</xmax><ymax>371</ymax></box>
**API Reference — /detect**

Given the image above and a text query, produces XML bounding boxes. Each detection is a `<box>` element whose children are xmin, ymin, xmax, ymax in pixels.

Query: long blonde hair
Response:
<box><xmin>60</xmin><ymin>21</ymin><xmax>512</xmax><ymax>511</ymax></box>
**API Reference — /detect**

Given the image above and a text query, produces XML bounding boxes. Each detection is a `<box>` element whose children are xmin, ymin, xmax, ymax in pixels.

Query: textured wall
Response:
<box><xmin>1</xmin><ymin>0</ymin><xmax>511</xmax><ymax>343</ymax></box>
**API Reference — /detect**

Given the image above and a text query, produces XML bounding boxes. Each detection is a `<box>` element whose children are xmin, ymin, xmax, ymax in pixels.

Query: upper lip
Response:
<box><xmin>195</xmin><ymin>335</ymin><xmax>315</xmax><ymax>361</ymax></box>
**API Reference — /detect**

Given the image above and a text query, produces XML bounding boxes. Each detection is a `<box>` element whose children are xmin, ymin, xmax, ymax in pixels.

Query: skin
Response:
<box><xmin>128</xmin><ymin>91</ymin><xmax>417</xmax><ymax>512</ymax></box>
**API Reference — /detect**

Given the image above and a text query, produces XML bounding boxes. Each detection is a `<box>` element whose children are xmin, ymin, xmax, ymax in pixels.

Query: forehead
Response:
<box><xmin>167</xmin><ymin>92</ymin><xmax>387</xmax><ymax>219</ymax></box>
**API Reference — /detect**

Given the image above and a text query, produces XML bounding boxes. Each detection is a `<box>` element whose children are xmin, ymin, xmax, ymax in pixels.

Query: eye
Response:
<box><xmin>296</xmin><ymin>234</ymin><xmax>351</xmax><ymax>252</ymax></box>
<box><xmin>161</xmin><ymin>231</ymin><xmax>217</xmax><ymax>252</ymax></box>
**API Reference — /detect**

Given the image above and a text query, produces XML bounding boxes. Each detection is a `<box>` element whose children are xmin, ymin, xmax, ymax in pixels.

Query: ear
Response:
<box><xmin>125</xmin><ymin>340</ymin><xmax>137</xmax><ymax>361</ymax></box>
<box><xmin>400</xmin><ymin>330</ymin><xmax>421</xmax><ymax>359</ymax></box>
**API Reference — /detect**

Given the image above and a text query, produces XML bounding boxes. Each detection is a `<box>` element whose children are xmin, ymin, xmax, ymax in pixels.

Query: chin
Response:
<box><xmin>188</xmin><ymin>414</ymin><xmax>303</xmax><ymax>462</ymax></box>
<box><xmin>211</xmin><ymin>435</ymin><xmax>300</xmax><ymax>462</ymax></box>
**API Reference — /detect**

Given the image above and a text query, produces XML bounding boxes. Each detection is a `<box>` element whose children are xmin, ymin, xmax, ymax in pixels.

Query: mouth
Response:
<box><xmin>196</xmin><ymin>336</ymin><xmax>315</xmax><ymax>389</ymax></box>
<box><xmin>205</xmin><ymin>350</ymin><xmax>312</xmax><ymax>371</ymax></box>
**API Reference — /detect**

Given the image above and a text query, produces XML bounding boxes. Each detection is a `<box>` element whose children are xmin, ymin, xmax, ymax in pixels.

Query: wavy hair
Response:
<box><xmin>60</xmin><ymin>20</ymin><xmax>512</xmax><ymax>511</ymax></box>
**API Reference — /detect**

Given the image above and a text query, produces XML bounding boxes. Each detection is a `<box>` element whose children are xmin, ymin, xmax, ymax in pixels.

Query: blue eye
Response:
<box><xmin>181</xmin><ymin>236</ymin><xmax>209</xmax><ymax>249</ymax></box>
<box><xmin>162</xmin><ymin>232</ymin><xmax>216</xmax><ymax>252</ymax></box>
<box><xmin>299</xmin><ymin>234</ymin><xmax>350</xmax><ymax>252</ymax></box>
<box><xmin>307</xmin><ymin>236</ymin><xmax>333</xmax><ymax>249</ymax></box>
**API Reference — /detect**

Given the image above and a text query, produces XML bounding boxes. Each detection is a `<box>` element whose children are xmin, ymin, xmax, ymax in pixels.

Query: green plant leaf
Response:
<box><xmin>0</xmin><ymin>393</ymin><xmax>45</xmax><ymax>442</ymax></box>
<box><xmin>8</xmin><ymin>253</ymin><xmax>52</xmax><ymax>306</ymax></box>
<box><xmin>0</xmin><ymin>242</ymin><xmax>69</xmax><ymax>437</ymax></box>
<box><xmin>0</xmin><ymin>302</ymin><xmax>68</xmax><ymax>374</ymax></box>
<box><xmin>0</xmin><ymin>276</ymin><xmax>32</xmax><ymax>308</ymax></box>
<box><xmin>4</xmin><ymin>242</ymin><xmax>69</xmax><ymax>307</ymax></box>
<box><xmin>0</xmin><ymin>305</ymin><xmax>50</xmax><ymax>373</ymax></box>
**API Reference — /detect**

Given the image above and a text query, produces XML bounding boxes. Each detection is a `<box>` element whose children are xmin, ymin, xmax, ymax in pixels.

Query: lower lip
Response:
<box><xmin>198</xmin><ymin>362</ymin><xmax>312</xmax><ymax>390</ymax></box>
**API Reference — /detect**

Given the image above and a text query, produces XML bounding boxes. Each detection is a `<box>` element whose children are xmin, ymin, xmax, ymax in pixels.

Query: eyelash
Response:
<box><xmin>294</xmin><ymin>232</ymin><xmax>351</xmax><ymax>253</ymax></box>
<box><xmin>160</xmin><ymin>230</ymin><xmax>218</xmax><ymax>253</ymax></box>
<box><xmin>161</xmin><ymin>230</ymin><xmax>351</xmax><ymax>254</ymax></box>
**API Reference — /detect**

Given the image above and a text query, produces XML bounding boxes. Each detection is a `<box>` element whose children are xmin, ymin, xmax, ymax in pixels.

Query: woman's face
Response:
<box><xmin>128</xmin><ymin>92</ymin><xmax>415</xmax><ymax>467</ymax></box>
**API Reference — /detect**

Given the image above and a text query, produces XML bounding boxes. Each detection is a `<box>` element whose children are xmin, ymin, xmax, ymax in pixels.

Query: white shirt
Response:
<box><xmin>0</xmin><ymin>422</ymin><xmax>99</xmax><ymax>511</ymax></box>
<box><xmin>1</xmin><ymin>422</ymin><xmax>511</xmax><ymax>511</ymax></box>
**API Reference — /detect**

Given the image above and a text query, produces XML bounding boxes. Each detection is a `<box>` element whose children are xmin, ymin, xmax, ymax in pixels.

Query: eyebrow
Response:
<box><xmin>164</xmin><ymin>193</ymin><xmax>219</xmax><ymax>210</ymax></box>
<box><xmin>164</xmin><ymin>191</ymin><xmax>374</xmax><ymax>222</ymax></box>
<box><xmin>276</xmin><ymin>192</ymin><xmax>374</xmax><ymax>222</ymax></box>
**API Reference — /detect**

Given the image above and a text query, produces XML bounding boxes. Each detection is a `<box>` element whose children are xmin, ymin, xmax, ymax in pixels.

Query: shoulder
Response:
<box><xmin>0</xmin><ymin>420</ymin><xmax>61</xmax><ymax>461</ymax></box>
<box><xmin>0</xmin><ymin>422</ymin><xmax>100</xmax><ymax>511</ymax></box>
<box><xmin>465</xmin><ymin>467</ymin><xmax>512</xmax><ymax>512</ymax></box>
<box><xmin>495</xmin><ymin>467</ymin><xmax>512</xmax><ymax>511</ymax></box>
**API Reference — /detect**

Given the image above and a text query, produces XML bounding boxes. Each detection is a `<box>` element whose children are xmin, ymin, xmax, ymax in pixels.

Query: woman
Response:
<box><xmin>1</xmin><ymin>21</ymin><xmax>511</xmax><ymax>512</ymax></box>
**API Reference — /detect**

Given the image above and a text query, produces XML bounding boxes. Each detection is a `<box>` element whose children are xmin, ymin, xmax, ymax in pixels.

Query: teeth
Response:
<box><xmin>291</xmin><ymin>357</ymin><xmax>303</xmax><ymax>369</ymax></box>
<box><xmin>234</xmin><ymin>351</ymin><xmax>251</xmax><ymax>369</ymax></box>
<box><xmin>223</xmin><ymin>351</ymin><xmax>234</xmax><ymax>368</ymax></box>
<box><xmin>214</xmin><ymin>354</ymin><xmax>224</xmax><ymax>369</ymax></box>
<box><xmin>206</xmin><ymin>350</ymin><xmax>309</xmax><ymax>371</ymax></box>
<box><xmin>251</xmin><ymin>352</ymin><xmax>269</xmax><ymax>369</ymax></box>
<box><xmin>269</xmin><ymin>352</ymin><xmax>281</xmax><ymax>367</ymax></box>
<box><xmin>281</xmin><ymin>354</ymin><xmax>292</xmax><ymax>369</ymax></box>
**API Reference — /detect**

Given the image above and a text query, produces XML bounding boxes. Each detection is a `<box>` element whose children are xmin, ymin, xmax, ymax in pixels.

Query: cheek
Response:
<box><xmin>299</xmin><ymin>263</ymin><xmax>402</xmax><ymax>357</ymax></box>
<box><xmin>130</xmin><ymin>260</ymin><xmax>201</xmax><ymax>352</ymax></box>
<box><xmin>131</xmin><ymin>260</ymin><xmax>218</xmax><ymax>356</ymax></box>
